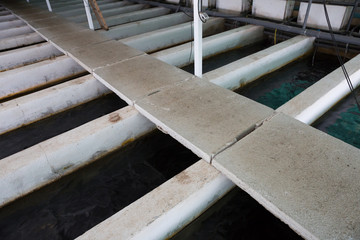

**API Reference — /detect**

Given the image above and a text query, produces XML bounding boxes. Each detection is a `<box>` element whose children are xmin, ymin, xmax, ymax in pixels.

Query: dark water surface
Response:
<box><xmin>313</xmin><ymin>91</ymin><xmax>360</xmax><ymax>149</ymax></box>
<box><xmin>0</xmin><ymin>131</ymin><xmax>198</xmax><ymax>240</ymax></box>
<box><xmin>0</xmin><ymin>93</ymin><xmax>126</xmax><ymax>159</ymax></box>
<box><xmin>172</xmin><ymin>188</ymin><xmax>302</xmax><ymax>240</ymax></box>
<box><xmin>237</xmin><ymin>53</ymin><xmax>341</xmax><ymax>109</ymax></box>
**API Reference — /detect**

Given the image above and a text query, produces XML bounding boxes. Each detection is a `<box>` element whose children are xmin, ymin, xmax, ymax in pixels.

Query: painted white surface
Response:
<box><xmin>298</xmin><ymin>3</ymin><xmax>352</xmax><ymax>31</ymax></box>
<box><xmin>194</xmin><ymin>0</ymin><xmax>203</xmax><ymax>78</ymax></box>
<box><xmin>252</xmin><ymin>0</ymin><xmax>295</xmax><ymax>21</ymax></box>
<box><xmin>83</xmin><ymin>0</ymin><xmax>94</xmax><ymax>30</ymax></box>
<box><xmin>0</xmin><ymin>107</ymin><xmax>155</xmax><ymax>207</ymax></box>
<box><xmin>0</xmin><ymin>75</ymin><xmax>110</xmax><ymax>134</ymax></box>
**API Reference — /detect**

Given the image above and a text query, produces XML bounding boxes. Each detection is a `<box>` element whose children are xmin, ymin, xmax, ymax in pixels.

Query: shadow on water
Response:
<box><xmin>237</xmin><ymin>53</ymin><xmax>341</xmax><ymax>109</ymax></box>
<box><xmin>172</xmin><ymin>187</ymin><xmax>303</xmax><ymax>240</ymax></box>
<box><xmin>0</xmin><ymin>93</ymin><xmax>127</xmax><ymax>160</ymax></box>
<box><xmin>0</xmin><ymin>131</ymin><xmax>198</xmax><ymax>240</ymax></box>
<box><xmin>313</xmin><ymin>91</ymin><xmax>360</xmax><ymax>149</ymax></box>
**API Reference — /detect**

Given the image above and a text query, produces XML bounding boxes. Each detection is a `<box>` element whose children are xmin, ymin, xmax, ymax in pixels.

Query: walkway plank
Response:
<box><xmin>213</xmin><ymin>113</ymin><xmax>360</xmax><ymax>240</ymax></box>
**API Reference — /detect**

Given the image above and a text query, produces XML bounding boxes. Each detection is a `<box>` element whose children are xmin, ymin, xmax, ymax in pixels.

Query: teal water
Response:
<box><xmin>237</xmin><ymin>53</ymin><xmax>340</xmax><ymax>109</ymax></box>
<box><xmin>313</xmin><ymin>93</ymin><xmax>360</xmax><ymax>149</ymax></box>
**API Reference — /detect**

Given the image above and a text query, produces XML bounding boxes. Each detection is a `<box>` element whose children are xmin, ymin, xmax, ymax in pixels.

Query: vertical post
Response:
<box><xmin>193</xmin><ymin>0</ymin><xmax>202</xmax><ymax>78</ymax></box>
<box><xmin>46</xmin><ymin>0</ymin><xmax>52</xmax><ymax>12</ymax></box>
<box><xmin>83</xmin><ymin>0</ymin><xmax>95</xmax><ymax>30</ymax></box>
<box><xmin>302</xmin><ymin>0</ymin><xmax>312</xmax><ymax>30</ymax></box>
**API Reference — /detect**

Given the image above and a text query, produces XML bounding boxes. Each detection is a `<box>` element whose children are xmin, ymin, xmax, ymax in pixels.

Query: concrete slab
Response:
<box><xmin>135</xmin><ymin>78</ymin><xmax>274</xmax><ymax>162</ymax></box>
<box><xmin>35</xmin><ymin>23</ymin><xmax>88</xmax><ymax>41</ymax></box>
<box><xmin>49</xmin><ymin>29</ymin><xmax>111</xmax><ymax>53</ymax></box>
<box><xmin>67</xmin><ymin>40</ymin><xmax>143</xmax><ymax>72</ymax></box>
<box><xmin>213</xmin><ymin>112</ymin><xmax>360</xmax><ymax>240</ymax></box>
<box><xmin>93</xmin><ymin>54</ymin><xmax>193</xmax><ymax>105</ymax></box>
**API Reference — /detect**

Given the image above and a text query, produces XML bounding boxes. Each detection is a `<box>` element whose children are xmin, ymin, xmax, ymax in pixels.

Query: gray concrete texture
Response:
<box><xmin>213</xmin><ymin>112</ymin><xmax>360</xmax><ymax>240</ymax></box>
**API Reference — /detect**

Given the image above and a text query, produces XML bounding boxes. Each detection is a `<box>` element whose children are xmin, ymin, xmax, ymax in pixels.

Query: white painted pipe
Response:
<box><xmin>0</xmin><ymin>55</ymin><xmax>85</xmax><ymax>100</ymax></box>
<box><xmin>0</xmin><ymin>32</ymin><xmax>44</xmax><ymax>51</ymax></box>
<box><xmin>0</xmin><ymin>106</ymin><xmax>156</xmax><ymax>207</ymax></box>
<box><xmin>193</xmin><ymin>0</ymin><xmax>202</xmax><ymax>78</ymax></box>
<box><xmin>83</xmin><ymin>0</ymin><xmax>94</xmax><ymax>30</ymax></box>
<box><xmin>204</xmin><ymin>35</ymin><xmax>315</xmax><ymax>90</ymax></box>
<box><xmin>122</xmin><ymin>18</ymin><xmax>224</xmax><ymax>53</ymax></box>
<box><xmin>0</xmin><ymin>75</ymin><xmax>110</xmax><ymax>134</ymax></box>
<box><xmin>277</xmin><ymin>53</ymin><xmax>360</xmax><ymax>125</ymax></box>
<box><xmin>45</xmin><ymin>0</ymin><xmax>52</xmax><ymax>12</ymax></box>
<box><xmin>152</xmin><ymin>25</ymin><xmax>264</xmax><ymax>67</ymax></box>
<box><xmin>0</xmin><ymin>42</ymin><xmax>62</xmax><ymax>71</ymax></box>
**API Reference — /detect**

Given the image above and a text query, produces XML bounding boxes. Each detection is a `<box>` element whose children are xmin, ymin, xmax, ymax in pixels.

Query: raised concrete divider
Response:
<box><xmin>152</xmin><ymin>25</ymin><xmax>264</xmax><ymax>67</ymax></box>
<box><xmin>0</xmin><ymin>18</ymin><xmax>25</xmax><ymax>30</ymax></box>
<box><xmin>0</xmin><ymin>32</ymin><xmax>44</xmax><ymax>51</ymax></box>
<box><xmin>88</xmin><ymin>7</ymin><xmax>171</xmax><ymax>30</ymax></box>
<box><xmin>0</xmin><ymin>14</ymin><xmax>17</xmax><ymax>22</ymax></box>
<box><xmin>122</xmin><ymin>17</ymin><xmax>225</xmax><ymax>53</ymax></box>
<box><xmin>0</xmin><ymin>75</ymin><xmax>110</xmax><ymax>134</ymax></box>
<box><xmin>0</xmin><ymin>25</ymin><xmax>33</xmax><ymax>39</ymax></box>
<box><xmin>0</xmin><ymin>42</ymin><xmax>62</xmax><ymax>71</ymax></box>
<box><xmin>76</xmin><ymin>160</ymin><xmax>234</xmax><ymax>240</ymax></box>
<box><xmin>102</xmin><ymin>12</ymin><xmax>192</xmax><ymax>40</ymax></box>
<box><xmin>277</xmin><ymin>53</ymin><xmax>360</xmax><ymax>124</ymax></box>
<box><xmin>68</xmin><ymin>4</ymin><xmax>147</xmax><ymax>23</ymax></box>
<box><xmin>0</xmin><ymin>55</ymin><xmax>85</xmax><ymax>100</ymax></box>
<box><xmin>204</xmin><ymin>35</ymin><xmax>315</xmax><ymax>90</ymax></box>
<box><xmin>0</xmin><ymin>106</ymin><xmax>155</xmax><ymax>207</ymax></box>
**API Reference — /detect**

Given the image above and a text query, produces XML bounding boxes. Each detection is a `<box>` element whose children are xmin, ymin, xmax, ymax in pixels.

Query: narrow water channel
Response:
<box><xmin>0</xmin><ymin>130</ymin><xmax>198</xmax><ymax>240</ymax></box>
<box><xmin>0</xmin><ymin>93</ymin><xmax>127</xmax><ymax>159</ymax></box>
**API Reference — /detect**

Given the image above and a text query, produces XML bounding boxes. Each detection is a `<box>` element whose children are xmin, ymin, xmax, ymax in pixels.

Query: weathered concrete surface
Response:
<box><xmin>0</xmin><ymin>75</ymin><xmax>110</xmax><ymax>134</ymax></box>
<box><xmin>135</xmin><ymin>77</ymin><xmax>274</xmax><ymax>162</ymax></box>
<box><xmin>102</xmin><ymin>12</ymin><xmax>192</xmax><ymax>40</ymax></box>
<box><xmin>68</xmin><ymin>40</ymin><xmax>143</xmax><ymax>72</ymax></box>
<box><xmin>277</xmin><ymin>53</ymin><xmax>360</xmax><ymax>124</ymax></box>
<box><xmin>0</xmin><ymin>32</ymin><xmax>44</xmax><ymax>51</ymax></box>
<box><xmin>0</xmin><ymin>55</ymin><xmax>85</xmax><ymax>100</ymax></box>
<box><xmin>213</xmin><ymin>112</ymin><xmax>360</xmax><ymax>240</ymax></box>
<box><xmin>0</xmin><ymin>42</ymin><xmax>62</xmax><ymax>71</ymax></box>
<box><xmin>77</xmin><ymin>160</ymin><xmax>234</xmax><ymax>240</ymax></box>
<box><xmin>0</xmin><ymin>25</ymin><xmax>33</xmax><ymax>39</ymax></box>
<box><xmin>122</xmin><ymin>17</ymin><xmax>225</xmax><ymax>53</ymax></box>
<box><xmin>204</xmin><ymin>35</ymin><xmax>314</xmax><ymax>91</ymax></box>
<box><xmin>152</xmin><ymin>25</ymin><xmax>264</xmax><ymax>67</ymax></box>
<box><xmin>0</xmin><ymin>19</ymin><xmax>25</xmax><ymax>30</ymax></box>
<box><xmin>0</xmin><ymin>107</ymin><xmax>155</xmax><ymax>208</ymax></box>
<box><xmin>93</xmin><ymin>54</ymin><xmax>193</xmax><ymax>105</ymax></box>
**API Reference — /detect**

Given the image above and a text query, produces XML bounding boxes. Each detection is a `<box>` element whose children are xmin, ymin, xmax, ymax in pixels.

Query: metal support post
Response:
<box><xmin>302</xmin><ymin>0</ymin><xmax>312</xmax><ymax>30</ymax></box>
<box><xmin>83</xmin><ymin>0</ymin><xmax>95</xmax><ymax>30</ymax></box>
<box><xmin>193</xmin><ymin>0</ymin><xmax>202</xmax><ymax>78</ymax></box>
<box><xmin>46</xmin><ymin>0</ymin><xmax>52</xmax><ymax>12</ymax></box>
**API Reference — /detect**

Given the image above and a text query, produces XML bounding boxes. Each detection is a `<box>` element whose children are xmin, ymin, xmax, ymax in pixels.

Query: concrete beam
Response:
<box><xmin>0</xmin><ymin>42</ymin><xmax>62</xmax><ymax>71</ymax></box>
<box><xmin>277</xmin><ymin>53</ymin><xmax>360</xmax><ymax>125</ymax></box>
<box><xmin>122</xmin><ymin>17</ymin><xmax>225</xmax><ymax>53</ymax></box>
<box><xmin>0</xmin><ymin>55</ymin><xmax>85</xmax><ymax>100</ymax></box>
<box><xmin>0</xmin><ymin>32</ymin><xmax>44</xmax><ymax>51</ymax></box>
<box><xmin>0</xmin><ymin>75</ymin><xmax>110</xmax><ymax>134</ymax></box>
<box><xmin>0</xmin><ymin>106</ymin><xmax>155</xmax><ymax>208</ymax></box>
<box><xmin>68</xmin><ymin>4</ymin><xmax>147</xmax><ymax>23</ymax></box>
<box><xmin>0</xmin><ymin>19</ymin><xmax>25</xmax><ymax>30</ymax></box>
<box><xmin>204</xmin><ymin>35</ymin><xmax>315</xmax><ymax>91</ymax></box>
<box><xmin>0</xmin><ymin>14</ymin><xmax>17</xmax><ymax>22</ymax></box>
<box><xmin>0</xmin><ymin>25</ymin><xmax>33</xmax><ymax>39</ymax></box>
<box><xmin>102</xmin><ymin>12</ymin><xmax>192</xmax><ymax>40</ymax></box>
<box><xmin>152</xmin><ymin>25</ymin><xmax>264</xmax><ymax>67</ymax></box>
<box><xmin>90</xmin><ymin>7</ymin><xmax>171</xmax><ymax>30</ymax></box>
<box><xmin>77</xmin><ymin>160</ymin><xmax>234</xmax><ymax>240</ymax></box>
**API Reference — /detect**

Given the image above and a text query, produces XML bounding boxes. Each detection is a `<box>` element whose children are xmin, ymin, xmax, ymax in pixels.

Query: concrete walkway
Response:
<box><xmin>2</xmin><ymin>1</ymin><xmax>360</xmax><ymax>239</ymax></box>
